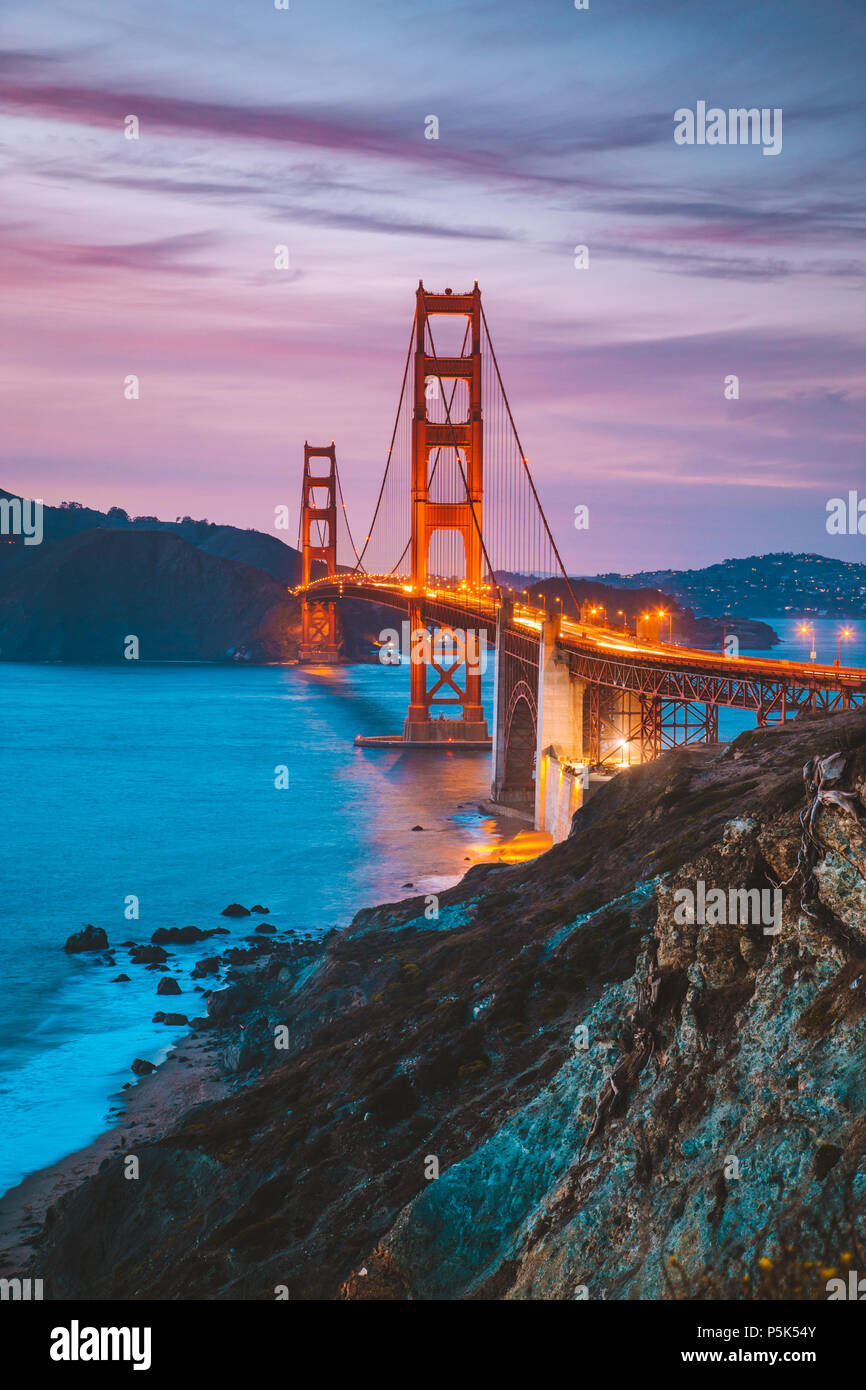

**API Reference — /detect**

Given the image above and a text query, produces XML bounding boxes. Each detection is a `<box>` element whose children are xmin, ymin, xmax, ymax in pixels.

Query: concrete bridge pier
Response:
<box><xmin>490</xmin><ymin>598</ymin><xmax>537</xmax><ymax>810</ymax></box>
<box><xmin>534</xmin><ymin>615</ymin><xmax>588</xmax><ymax>842</ymax></box>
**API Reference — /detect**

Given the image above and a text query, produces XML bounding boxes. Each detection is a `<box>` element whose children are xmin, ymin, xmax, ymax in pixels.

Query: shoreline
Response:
<box><xmin>0</xmin><ymin>1029</ymin><xmax>230</xmax><ymax>1273</ymax></box>
<box><xmin>0</xmin><ymin>801</ymin><xmax>523</xmax><ymax>1274</ymax></box>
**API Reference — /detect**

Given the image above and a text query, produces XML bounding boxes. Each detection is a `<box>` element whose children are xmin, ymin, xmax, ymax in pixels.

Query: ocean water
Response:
<box><xmin>0</xmin><ymin>659</ymin><xmax>500</xmax><ymax>1197</ymax></box>
<box><xmin>2</xmin><ymin>616</ymin><xmax>863</xmax><ymax>1197</ymax></box>
<box><xmin>712</xmin><ymin>615</ymin><xmax>866</xmax><ymax>741</ymax></box>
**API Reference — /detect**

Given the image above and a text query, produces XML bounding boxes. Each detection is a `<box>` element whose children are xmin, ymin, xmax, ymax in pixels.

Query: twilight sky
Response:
<box><xmin>2</xmin><ymin>0</ymin><xmax>865</xmax><ymax>573</ymax></box>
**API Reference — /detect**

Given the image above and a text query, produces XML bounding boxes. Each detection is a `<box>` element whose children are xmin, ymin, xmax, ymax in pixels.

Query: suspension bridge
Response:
<box><xmin>294</xmin><ymin>282</ymin><xmax>866</xmax><ymax>840</ymax></box>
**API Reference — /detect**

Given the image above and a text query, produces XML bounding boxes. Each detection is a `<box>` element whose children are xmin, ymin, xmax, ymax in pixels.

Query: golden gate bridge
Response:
<box><xmin>294</xmin><ymin>282</ymin><xmax>866</xmax><ymax>838</ymax></box>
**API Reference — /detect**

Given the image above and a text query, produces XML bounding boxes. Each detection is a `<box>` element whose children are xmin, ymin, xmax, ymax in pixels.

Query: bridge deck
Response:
<box><xmin>297</xmin><ymin>577</ymin><xmax>866</xmax><ymax>698</ymax></box>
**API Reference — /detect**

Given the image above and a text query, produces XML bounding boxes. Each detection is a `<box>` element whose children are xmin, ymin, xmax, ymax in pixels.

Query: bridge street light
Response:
<box><xmin>836</xmin><ymin>627</ymin><xmax>852</xmax><ymax>666</ymax></box>
<box><xmin>800</xmin><ymin>625</ymin><xmax>817</xmax><ymax>662</ymax></box>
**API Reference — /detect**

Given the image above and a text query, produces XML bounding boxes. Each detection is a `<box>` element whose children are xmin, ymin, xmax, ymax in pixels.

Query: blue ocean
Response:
<box><xmin>1</xmin><ymin>614</ymin><xmax>862</xmax><ymax>1196</ymax></box>
<box><xmin>0</xmin><ymin>659</ymin><xmax>499</xmax><ymax>1196</ymax></box>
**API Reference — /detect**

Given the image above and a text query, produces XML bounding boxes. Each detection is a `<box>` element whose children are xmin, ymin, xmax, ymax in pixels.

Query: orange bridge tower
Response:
<box><xmin>299</xmin><ymin>442</ymin><xmax>340</xmax><ymax>662</ymax></box>
<box><xmin>403</xmin><ymin>282</ymin><xmax>490</xmax><ymax>742</ymax></box>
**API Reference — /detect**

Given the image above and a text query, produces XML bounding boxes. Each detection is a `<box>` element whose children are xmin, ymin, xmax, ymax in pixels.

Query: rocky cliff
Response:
<box><xmin>29</xmin><ymin>708</ymin><xmax>866</xmax><ymax>1299</ymax></box>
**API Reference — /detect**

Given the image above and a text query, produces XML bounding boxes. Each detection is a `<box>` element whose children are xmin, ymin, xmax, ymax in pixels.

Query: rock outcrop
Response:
<box><xmin>31</xmin><ymin>708</ymin><xmax>866</xmax><ymax>1300</ymax></box>
<box><xmin>152</xmin><ymin>926</ymin><xmax>227</xmax><ymax>944</ymax></box>
<box><xmin>63</xmin><ymin>925</ymin><xmax>108</xmax><ymax>953</ymax></box>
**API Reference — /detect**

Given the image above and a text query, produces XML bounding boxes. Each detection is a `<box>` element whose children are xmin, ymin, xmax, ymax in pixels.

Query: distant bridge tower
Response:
<box><xmin>404</xmin><ymin>281</ymin><xmax>489</xmax><ymax>742</ymax></box>
<box><xmin>299</xmin><ymin>442</ymin><xmax>340</xmax><ymax>662</ymax></box>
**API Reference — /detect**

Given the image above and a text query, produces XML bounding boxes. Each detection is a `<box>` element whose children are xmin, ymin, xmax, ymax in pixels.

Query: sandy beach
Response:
<box><xmin>0</xmin><ymin>1030</ymin><xmax>229</xmax><ymax>1276</ymax></box>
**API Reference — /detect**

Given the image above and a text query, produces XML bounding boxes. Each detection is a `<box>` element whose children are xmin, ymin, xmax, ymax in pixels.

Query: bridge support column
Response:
<box><xmin>299</xmin><ymin>442</ymin><xmax>340</xmax><ymax>663</ymax></box>
<box><xmin>534</xmin><ymin>615</ymin><xmax>587</xmax><ymax>841</ymax></box>
<box><xmin>400</xmin><ymin>281</ymin><xmax>490</xmax><ymax>745</ymax></box>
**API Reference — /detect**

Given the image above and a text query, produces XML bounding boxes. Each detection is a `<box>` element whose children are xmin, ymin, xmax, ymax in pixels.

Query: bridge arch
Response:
<box><xmin>501</xmin><ymin>679</ymin><xmax>537</xmax><ymax>807</ymax></box>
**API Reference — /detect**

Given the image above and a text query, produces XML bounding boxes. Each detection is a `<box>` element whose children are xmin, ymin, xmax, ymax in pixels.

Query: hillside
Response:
<box><xmin>596</xmin><ymin>553</ymin><xmax>866</xmax><ymax>620</ymax></box>
<box><xmin>533</xmin><ymin>576</ymin><xmax>778</xmax><ymax>650</ymax></box>
<box><xmin>26</xmin><ymin>705</ymin><xmax>866</xmax><ymax>1299</ymax></box>
<box><xmin>0</xmin><ymin>529</ymin><xmax>300</xmax><ymax>663</ymax></box>
<box><xmin>0</xmin><ymin>490</ymin><xmax>301</xmax><ymax>586</ymax></box>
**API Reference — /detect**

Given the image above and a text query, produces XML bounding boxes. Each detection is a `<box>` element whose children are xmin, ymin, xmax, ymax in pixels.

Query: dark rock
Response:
<box><xmin>191</xmin><ymin>955</ymin><xmax>221</xmax><ymax>978</ymax></box>
<box><xmin>207</xmin><ymin>981</ymin><xmax>258</xmax><ymax>1024</ymax></box>
<box><xmin>255</xmin><ymin>922</ymin><xmax>277</xmax><ymax>934</ymax></box>
<box><xmin>410</xmin><ymin>825</ymin><xmax>424</xmax><ymax>831</ymax></box>
<box><xmin>151</xmin><ymin>924</ymin><xmax>227</xmax><ymax>944</ymax></box>
<box><xmin>250</xmin><ymin>905</ymin><xmax>270</xmax><ymax>914</ymax></box>
<box><xmin>156</xmin><ymin>976</ymin><xmax>182</xmax><ymax>996</ymax></box>
<box><xmin>160</xmin><ymin>1013</ymin><xmax>189</xmax><ymax>1027</ymax></box>
<box><xmin>129</xmin><ymin>944</ymin><xmax>168</xmax><ymax>964</ymax></box>
<box><xmin>152</xmin><ymin>1012</ymin><xmax>166</xmax><ymax>1022</ymax></box>
<box><xmin>222</xmin><ymin>1012</ymin><xmax>273</xmax><ymax>1074</ymax></box>
<box><xmin>221</xmin><ymin>947</ymin><xmax>254</xmax><ymax>966</ymax></box>
<box><xmin>190</xmin><ymin>1017</ymin><xmax>209</xmax><ymax>1029</ymax></box>
<box><xmin>64</xmin><ymin>924</ymin><xmax>109</xmax><ymax>953</ymax></box>
<box><xmin>221</xmin><ymin>903</ymin><xmax>251</xmax><ymax>917</ymax></box>
<box><xmin>111</xmin><ymin>974</ymin><xmax>131</xmax><ymax>983</ymax></box>
<box><xmin>130</xmin><ymin>1058</ymin><xmax>155</xmax><ymax>1076</ymax></box>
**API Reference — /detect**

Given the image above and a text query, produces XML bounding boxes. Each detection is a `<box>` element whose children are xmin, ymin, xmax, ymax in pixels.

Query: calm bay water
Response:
<box><xmin>1</xmin><ymin>616</ymin><xmax>863</xmax><ymax>1196</ymax></box>
<box><xmin>715</xmin><ymin>615</ymin><xmax>866</xmax><ymax>741</ymax></box>
<box><xmin>0</xmin><ymin>659</ymin><xmax>500</xmax><ymax>1196</ymax></box>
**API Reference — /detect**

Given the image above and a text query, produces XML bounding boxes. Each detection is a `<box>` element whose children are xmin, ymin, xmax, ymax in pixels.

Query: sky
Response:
<box><xmin>1</xmin><ymin>0</ymin><xmax>865</xmax><ymax>573</ymax></box>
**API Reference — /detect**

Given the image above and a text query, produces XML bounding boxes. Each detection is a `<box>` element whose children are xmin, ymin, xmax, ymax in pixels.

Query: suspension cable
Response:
<box><xmin>334</xmin><ymin>457</ymin><xmax>363</xmax><ymax>568</ymax></box>
<box><xmin>480</xmin><ymin>301</ymin><xmax>580</xmax><ymax>614</ymax></box>
<box><xmin>425</xmin><ymin>314</ymin><xmax>501</xmax><ymax>604</ymax></box>
<box><xmin>352</xmin><ymin>312</ymin><xmax>416</xmax><ymax>574</ymax></box>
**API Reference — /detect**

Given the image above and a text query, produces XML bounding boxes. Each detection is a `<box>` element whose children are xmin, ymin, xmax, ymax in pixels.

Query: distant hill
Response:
<box><xmin>530</xmin><ymin>575</ymin><xmax>778</xmax><ymax>650</ymax></box>
<box><xmin>0</xmin><ymin>528</ymin><xmax>300</xmax><ymax>663</ymax></box>
<box><xmin>0</xmin><ymin>491</ymin><xmax>301</xmax><ymax>586</ymax></box>
<box><xmin>595</xmin><ymin>553</ymin><xmax>866</xmax><ymax>620</ymax></box>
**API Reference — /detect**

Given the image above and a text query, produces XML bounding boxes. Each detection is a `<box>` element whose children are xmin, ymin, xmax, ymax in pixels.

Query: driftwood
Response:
<box><xmin>798</xmin><ymin>753</ymin><xmax>863</xmax><ymax>921</ymax></box>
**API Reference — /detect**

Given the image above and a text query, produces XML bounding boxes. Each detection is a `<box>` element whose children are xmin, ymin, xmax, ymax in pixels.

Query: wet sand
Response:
<box><xmin>0</xmin><ymin>1031</ymin><xmax>229</xmax><ymax>1274</ymax></box>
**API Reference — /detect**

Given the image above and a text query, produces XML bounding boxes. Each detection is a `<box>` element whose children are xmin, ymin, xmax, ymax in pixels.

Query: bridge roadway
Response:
<box><xmin>298</xmin><ymin>574</ymin><xmax>866</xmax><ymax>839</ymax></box>
<box><xmin>297</xmin><ymin>574</ymin><xmax>866</xmax><ymax>709</ymax></box>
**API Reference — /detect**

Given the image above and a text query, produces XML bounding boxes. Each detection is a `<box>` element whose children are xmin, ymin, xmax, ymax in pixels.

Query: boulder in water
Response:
<box><xmin>131</xmin><ymin>1058</ymin><xmax>155</xmax><ymax>1076</ymax></box>
<box><xmin>156</xmin><ymin>976</ymin><xmax>182</xmax><ymax>996</ymax></box>
<box><xmin>64</xmin><ymin>924</ymin><xmax>108</xmax><ymax>953</ymax></box>
<box><xmin>191</xmin><ymin>955</ymin><xmax>221</xmax><ymax>978</ymax></box>
<box><xmin>130</xmin><ymin>944</ymin><xmax>169</xmax><ymax>964</ymax></box>
<box><xmin>221</xmin><ymin>903</ymin><xmax>250</xmax><ymax>918</ymax></box>
<box><xmin>151</xmin><ymin>924</ymin><xmax>224</xmax><ymax>944</ymax></box>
